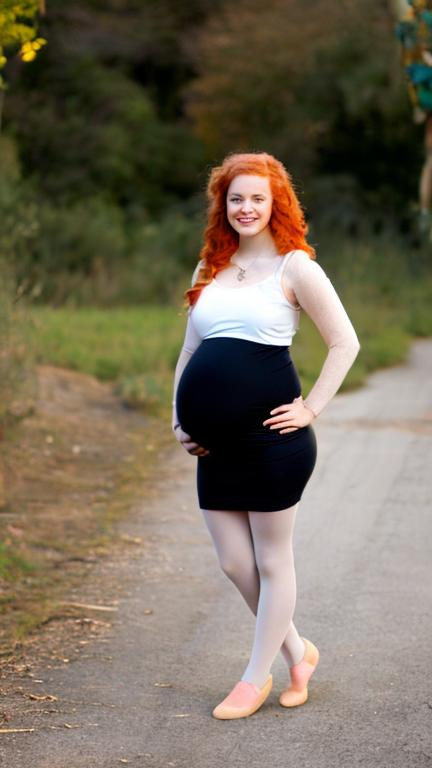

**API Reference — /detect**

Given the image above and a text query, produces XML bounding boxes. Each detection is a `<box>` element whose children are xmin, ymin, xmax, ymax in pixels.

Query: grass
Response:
<box><xmin>29</xmin><ymin>305</ymin><xmax>182</xmax><ymax>379</ymax></box>
<box><xmin>26</xmin><ymin>273</ymin><xmax>431</xmax><ymax>417</ymax></box>
<box><xmin>27</xmin><ymin>305</ymin><xmax>186</xmax><ymax>417</ymax></box>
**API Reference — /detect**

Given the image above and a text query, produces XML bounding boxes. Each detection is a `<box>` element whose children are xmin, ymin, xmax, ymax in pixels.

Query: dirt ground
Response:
<box><xmin>0</xmin><ymin>364</ymin><xmax>174</xmax><ymax>668</ymax></box>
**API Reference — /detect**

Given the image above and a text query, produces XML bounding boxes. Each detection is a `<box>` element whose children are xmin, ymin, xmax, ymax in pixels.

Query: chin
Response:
<box><xmin>230</xmin><ymin>223</ymin><xmax>264</xmax><ymax>236</ymax></box>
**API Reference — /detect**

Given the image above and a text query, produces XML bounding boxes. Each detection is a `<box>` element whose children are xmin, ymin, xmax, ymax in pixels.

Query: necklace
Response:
<box><xmin>230</xmin><ymin>253</ymin><xmax>279</xmax><ymax>282</ymax></box>
<box><xmin>230</xmin><ymin>253</ymin><xmax>263</xmax><ymax>282</ymax></box>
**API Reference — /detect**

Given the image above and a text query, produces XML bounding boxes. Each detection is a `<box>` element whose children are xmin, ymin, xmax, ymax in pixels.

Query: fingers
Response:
<box><xmin>263</xmin><ymin>397</ymin><xmax>305</xmax><ymax>428</ymax></box>
<box><xmin>263</xmin><ymin>399</ymin><xmax>300</xmax><ymax>424</ymax></box>
<box><xmin>188</xmin><ymin>447</ymin><xmax>210</xmax><ymax>456</ymax></box>
<box><xmin>263</xmin><ymin>409</ymin><xmax>297</xmax><ymax>427</ymax></box>
<box><xmin>262</xmin><ymin>400</ymin><xmax>307</xmax><ymax>433</ymax></box>
<box><xmin>266</xmin><ymin>397</ymin><xmax>301</xmax><ymax>416</ymax></box>
<box><xmin>182</xmin><ymin>439</ymin><xmax>210</xmax><ymax>456</ymax></box>
<box><xmin>266</xmin><ymin>418</ymin><xmax>298</xmax><ymax>429</ymax></box>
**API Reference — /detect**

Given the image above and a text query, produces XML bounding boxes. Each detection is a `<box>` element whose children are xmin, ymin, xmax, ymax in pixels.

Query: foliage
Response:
<box><xmin>0</xmin><ymin>137</ymin><xmax>37</xmax><ymax>426</ymax></box>
<box><xmin>0</xmin><ymin>136</ymin><xmax>39</xmax><ymax>282</ymax></box>
<box><xmin>184</xmin><ymin>0</ymin><xmax>421</xmax><ymax>220</ymax></box>
<box><xmin>0</xmin><ymin>1</ymin><xmax>46</xmax><ymax>91</ymax></box>
<box><xmin>6</xmin><ymin>57</ymin><xmax>205</xmax><ymax>211</ymax></box>
<box><xmin>1</xmin><ymin>0</ymin><xmax>430</xmax><ymax>299</ymax></box>
<box><xmin>0</xmin><ymin>259</ymin><xmax>37</xmax><ymax>428</ymax></box>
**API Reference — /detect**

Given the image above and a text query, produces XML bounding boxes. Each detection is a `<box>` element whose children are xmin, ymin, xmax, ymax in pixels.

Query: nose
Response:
<box><xmin>240</xmin><ymin>200</ymin><xmax>254</xmax><ymax>213</ymax></box>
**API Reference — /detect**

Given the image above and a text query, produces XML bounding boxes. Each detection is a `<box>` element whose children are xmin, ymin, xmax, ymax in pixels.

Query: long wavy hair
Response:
<box><xmin>184</xmin><ymin>151</ymin><xmax>316</xmax><ymax>309</ymax></box>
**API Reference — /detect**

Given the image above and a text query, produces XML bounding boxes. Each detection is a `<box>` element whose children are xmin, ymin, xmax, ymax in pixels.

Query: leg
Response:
<box><xmin>241</xmin><ymin>503</ymin><xmax>305</xmax><ymax>688</ymax></box>
<box><xmin>201</xmin><ymin>507</ymin><xmax>305</xmax><ymax>669</ymax></box>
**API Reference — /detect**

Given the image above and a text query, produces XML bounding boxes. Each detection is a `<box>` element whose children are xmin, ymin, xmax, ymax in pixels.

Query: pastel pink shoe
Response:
<box><xmin>212</xmin><ymin>674</ymin><xmax>273</xmax><ymax>719</ymax></box>
<box><xmin>279</xmin><ymin>637</ymin><xmax>319</xmax><ymax>707</ymax></box>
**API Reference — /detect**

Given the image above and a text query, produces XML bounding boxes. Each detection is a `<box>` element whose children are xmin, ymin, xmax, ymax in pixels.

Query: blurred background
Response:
<box><xmin>0</xmin><ymin>1</ymin><xmax>431</xmax><ymax>650</ymax></box>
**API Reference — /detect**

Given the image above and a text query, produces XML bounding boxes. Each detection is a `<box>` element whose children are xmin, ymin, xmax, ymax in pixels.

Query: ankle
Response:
<box><xmin>289</xmin><ymin>637</ymin><xmax>307</xmax><ymax>667</ymax></box>
<box><xmin>241</xmin><ymin>672</ymin><xmax>271</xmax><ymax>690</ymax></box>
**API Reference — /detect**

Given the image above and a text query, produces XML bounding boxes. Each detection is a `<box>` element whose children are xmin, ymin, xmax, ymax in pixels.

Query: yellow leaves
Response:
<box><xmin>21</xmin><ymin>49</ymin><xmax>36</xmax><ymax>61</ymax></box>
<box><xmin>0</xmin><ymin>4</ymin><xmax>47</xmax><ymax>71</ymax></box>
<box><xmin>19</xmin><ymin>35</ymin><xmax>46</xmax><ymax>61</ymax></box>
<box><xmin>21</xmin><ymin>36</ymin><xmax>46</xmax><ymax>51</ymax></box>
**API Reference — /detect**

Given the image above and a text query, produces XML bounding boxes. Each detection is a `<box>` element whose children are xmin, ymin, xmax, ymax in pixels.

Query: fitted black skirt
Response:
<box><xmin>176</xmin><ymin>337</ymin><xmax>317</xmax><ymax>512</ymax></box>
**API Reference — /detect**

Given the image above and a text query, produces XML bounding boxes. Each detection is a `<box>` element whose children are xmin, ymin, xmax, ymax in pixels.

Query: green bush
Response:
<box><xmin>0</xmin><ymin>261</ymin><xmax>37</xmax><ymax>428</ymax></box>
<box><xmin>26</xmin><ymin>203</ymin><xmax>204</xmax><ymax>306</ymax></box>
<box><xmin>7</xmin><ymin>57</ymin><xmax>205</xmax><ymax>214</ymax></box>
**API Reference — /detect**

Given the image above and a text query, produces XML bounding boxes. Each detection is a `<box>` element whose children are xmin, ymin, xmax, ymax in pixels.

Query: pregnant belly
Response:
<box><xmin>176</xmin><ymin>337</ymin><xmax>302</xmax><ymax>452</ymax></box>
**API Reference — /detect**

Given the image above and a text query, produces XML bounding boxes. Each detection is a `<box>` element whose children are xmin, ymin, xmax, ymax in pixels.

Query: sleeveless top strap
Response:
<box><xmin>275</xmin><ymin>249</ymin><xmax>297</xmax><ymax>277</ymax></box>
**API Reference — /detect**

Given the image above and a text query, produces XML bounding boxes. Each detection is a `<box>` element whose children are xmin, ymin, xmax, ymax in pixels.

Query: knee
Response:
<box><xmin>218</xmin><ymin>554</ymin><xmax>256</xmax><ymax>583</ymax></box>
<box><xmin>256</xmin><ymin>551</ymin><xmax>293</xmax><ymax>580</ymax></box>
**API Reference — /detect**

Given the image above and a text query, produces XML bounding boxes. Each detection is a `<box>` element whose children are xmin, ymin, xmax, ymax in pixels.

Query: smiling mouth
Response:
<box><xmin>237</xmin><ymin>218</ymin><xmax>257</xmax><ymax>224</ymax></box>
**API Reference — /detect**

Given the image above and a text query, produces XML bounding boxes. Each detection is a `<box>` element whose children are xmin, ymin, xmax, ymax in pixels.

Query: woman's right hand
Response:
<box><xmin>173</xmin><ymin>425</ymin><xmax>210</xmax><ymax>457</ymax></box>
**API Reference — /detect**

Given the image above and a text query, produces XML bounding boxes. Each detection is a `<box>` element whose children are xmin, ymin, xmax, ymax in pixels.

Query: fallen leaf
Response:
<box><xmin>0</xmin><ymin>727</ymin><xmax>36</xmax><ymax>733</ymax></box>
<box><xmin>28</xmin><ymin>693</ymin><xmax>58</xmax><ymax>702</ymax></box>
<box><xmin>58</xmin><ymin>602</ymin><xmax>118</xmax><ymax>612</ymax></box>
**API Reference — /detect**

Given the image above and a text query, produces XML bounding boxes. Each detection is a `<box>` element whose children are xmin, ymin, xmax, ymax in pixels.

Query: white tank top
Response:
<box><xmin>190</xmin><ymin>250</ymin><xmax>301</xmax><ymax>346</ymax></box>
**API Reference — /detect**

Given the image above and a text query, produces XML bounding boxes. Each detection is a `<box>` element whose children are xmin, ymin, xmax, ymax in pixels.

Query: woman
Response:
<box><xmin>171</xmin><ymin>152</ymin><xmax>360</xmax><ymax>720</ymax></box>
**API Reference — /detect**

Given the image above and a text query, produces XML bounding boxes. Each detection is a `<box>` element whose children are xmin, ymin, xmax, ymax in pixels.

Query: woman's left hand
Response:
<box><xmin>262</xmin><ymin>395</ymin><xmax>315</xmax><ymax>434</ymax></box>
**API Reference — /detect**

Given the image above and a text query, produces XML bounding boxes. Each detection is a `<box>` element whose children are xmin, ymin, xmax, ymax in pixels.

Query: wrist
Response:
<box><xmin>303</xmin><ymin>402</ymin><xmax>317</xmax><ymax>419</ymax></box>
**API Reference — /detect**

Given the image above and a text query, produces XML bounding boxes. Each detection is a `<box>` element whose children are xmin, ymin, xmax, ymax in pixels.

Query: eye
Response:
<box><xmin>229</xmin><ymin>196</ymin><xmax>265</xmax><ymax>203</ymax></box>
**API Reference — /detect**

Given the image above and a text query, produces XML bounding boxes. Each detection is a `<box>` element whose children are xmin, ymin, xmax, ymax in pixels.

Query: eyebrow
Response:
<box><xmin>228</xmin><ymin>193</ymin><xmax>267</xmax><ymax>197</ymax></box>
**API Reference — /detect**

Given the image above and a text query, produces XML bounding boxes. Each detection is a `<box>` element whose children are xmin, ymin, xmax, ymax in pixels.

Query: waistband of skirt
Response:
<box><xmin>201</xmin><ymin>336</ymin><xmax>292</xmax><ymax>351</ymax></box>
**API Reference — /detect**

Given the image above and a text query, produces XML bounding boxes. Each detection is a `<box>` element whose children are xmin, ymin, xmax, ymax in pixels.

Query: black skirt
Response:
<box><xmin>176</xmin><ymin>337</ymin><xmax>317</xmax><ymax>512</ymax></box>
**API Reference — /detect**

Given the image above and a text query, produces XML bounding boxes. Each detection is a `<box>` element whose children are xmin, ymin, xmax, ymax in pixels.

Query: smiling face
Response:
<box><xmin>226</xmin><ymin>174</ymin><xmax>273</xmax><ymax>237</ymax></box>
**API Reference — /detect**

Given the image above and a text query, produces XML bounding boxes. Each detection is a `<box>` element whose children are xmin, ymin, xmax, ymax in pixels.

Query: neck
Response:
<box><xmin>235</xmin><ymin>226</ymin><xmax>279</xmax><ymax>262</ymax></box>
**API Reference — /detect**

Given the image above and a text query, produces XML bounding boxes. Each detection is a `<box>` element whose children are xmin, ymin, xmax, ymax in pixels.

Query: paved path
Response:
<box><xmin>1</xmin><ymin>340</ymin><xmax>432</xmax><ymax>768</ymax></box>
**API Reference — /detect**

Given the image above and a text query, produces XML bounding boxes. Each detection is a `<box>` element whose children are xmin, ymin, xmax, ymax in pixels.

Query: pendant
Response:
<box><xmin>237</xmin><ymin>268</ymin><xmax>246</xmax><ymax>281</ymax></box>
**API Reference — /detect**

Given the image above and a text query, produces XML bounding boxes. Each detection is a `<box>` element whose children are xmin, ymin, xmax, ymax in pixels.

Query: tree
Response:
<box><xmin>0</xmin><ymin>0</ymin><xmax>46</xmax><ymax>129</ymax></box>
<box><xmin>182</xmin><ymin>0</ymin><xmax>417</xmax><ymax>220</ymax></box>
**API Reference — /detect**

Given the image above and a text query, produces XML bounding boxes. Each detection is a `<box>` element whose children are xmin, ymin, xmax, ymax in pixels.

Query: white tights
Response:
<box><xmin>201</xmin><ymin>503</ymin><xmax>306</xmax><ymax>689</ymax></box>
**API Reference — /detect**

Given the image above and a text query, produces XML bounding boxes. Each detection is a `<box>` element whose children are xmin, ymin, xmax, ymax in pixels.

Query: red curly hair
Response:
<box><xmin>184</xmin><ymin>151</ymin><xmax>316</xmax><ymax>309</ymax></box>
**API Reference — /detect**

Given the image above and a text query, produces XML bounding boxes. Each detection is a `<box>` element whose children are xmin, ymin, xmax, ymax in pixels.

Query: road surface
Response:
<box><xmin>1</xmin><ymin>339</ymin><xmax>432</xmax><ymax>767</ymax></box>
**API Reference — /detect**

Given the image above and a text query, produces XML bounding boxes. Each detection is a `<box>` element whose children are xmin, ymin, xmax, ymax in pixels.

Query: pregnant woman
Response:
<box><xmin>172</xmin><ymin>151</ymin><xmax>360</xmax><ymax>720</ymax></box>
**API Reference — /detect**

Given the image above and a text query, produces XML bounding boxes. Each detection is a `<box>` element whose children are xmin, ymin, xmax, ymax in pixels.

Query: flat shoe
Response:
<box><xmin>212</xmin><ymin>674</ymin><xmax>273</xmax><ymax>719</ymax></box>
<box><xmin>279</xmin><ymin>637</ymin><xmax>319</xmax><ymax>708</ymax></box>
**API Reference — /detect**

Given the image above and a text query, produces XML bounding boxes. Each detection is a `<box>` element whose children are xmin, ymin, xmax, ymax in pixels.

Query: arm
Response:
<box><xmin>289</xmin><ymin>250</ymin><xmax>361</xmax><ymax>417</ymax></box>
<box><xmin>171</xmin><ymin>260</ymin><xmax>204</xmax><ymax>431</ymax></box>
<box><xmin>171</xmin><ymin>312</ymin><xmax>202</xmax><ymax>429</ymax></box>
